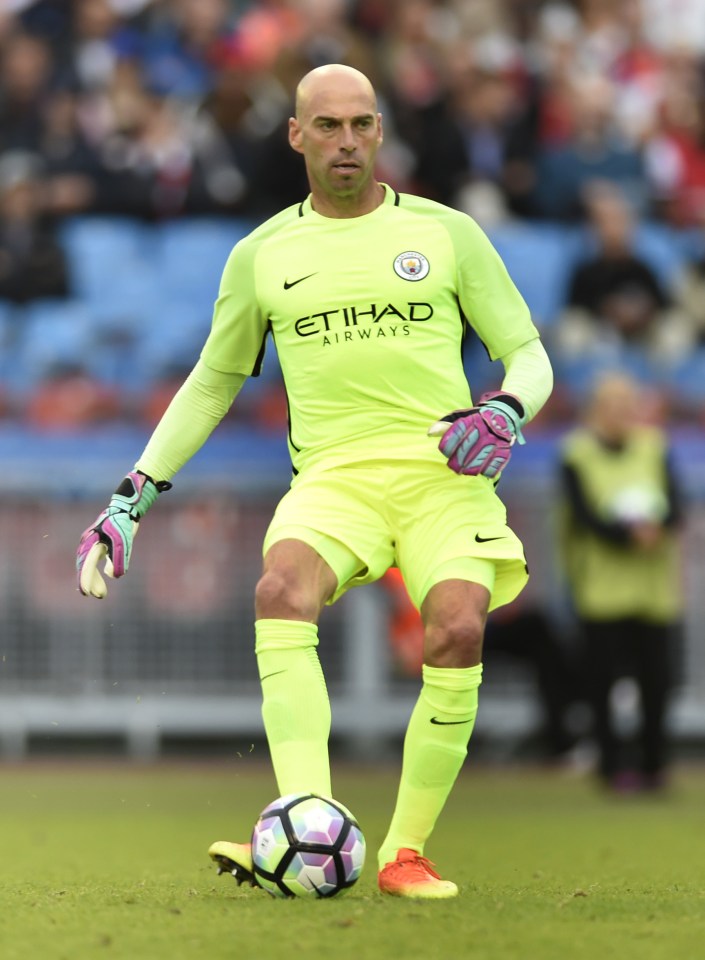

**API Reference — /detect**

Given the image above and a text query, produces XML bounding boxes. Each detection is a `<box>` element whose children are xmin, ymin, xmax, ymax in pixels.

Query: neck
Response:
<box><xmin>309</xmin><ymin>180</ymin><xmax>385</xmax><ymax>219</ymax></box>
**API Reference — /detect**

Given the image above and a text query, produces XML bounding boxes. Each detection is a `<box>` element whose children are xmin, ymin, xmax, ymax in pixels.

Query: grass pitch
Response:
<box><xmin>2</xmin><ymin>760</ymin><xmax>705</xmax><ymax>960</ymax></box>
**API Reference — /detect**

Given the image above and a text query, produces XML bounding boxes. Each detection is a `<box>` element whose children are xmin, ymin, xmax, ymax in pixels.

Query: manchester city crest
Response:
<box><xmin>393</xmin><ymin>251</ymin><xmax>430</xmax><ymax>281</ymax></box>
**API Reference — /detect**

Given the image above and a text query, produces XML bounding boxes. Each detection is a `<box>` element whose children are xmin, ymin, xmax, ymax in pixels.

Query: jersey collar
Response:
<box><xmin>297</xmin><ymin>183</ymin><xmax>400</xmax><ymax>219</ymax></box>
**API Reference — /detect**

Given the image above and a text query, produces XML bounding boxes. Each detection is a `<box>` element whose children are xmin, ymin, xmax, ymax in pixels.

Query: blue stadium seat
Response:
<box><xmin>0</xmin><ymin>300</ymin><xmax>18</xmax><ymax>390</ymax></box>
<box><xmin>487</xmin><ymin>223</ymin><xmax>580</xmax><ymax>328</ymax></box>
<box><xmin>567</xmin><ymin>220</ymin><xmax>693</xmax><ymax>291</ymax></box>
<box><xmin>87</xmin><ymin>269</ymin><xmax>162</xmax><ymax>338</ymax></box>
<box><xmin>15</xmin><ymin>299</ymin><xmax>94</xmax><ymax>389</ymax></box>
<box><xmin>155</xmin><ymin>218</ymin><xmax>252</xmax><ymax>304</ymax></box>
<box><xmin>59</xmin><ymin>217</ymin><xmax>151</xmax><ymax>303</ymax></box>
<box><xmin>632</xmin><ymin>222</ymin><xmax>690</xmax><ymax>289</ymax></box>
<box><xmin>135</xmin><ymin>300</ymin><xmax>213</xmax><ymax>380</ymax></box>
<box><xmin>0</xmin><ymin>299</ymin><xmax>15</xmax><ymax>344</ymax></box>
<box><xmin>668</xmin><ymin>348</ymin><xmax>705</xmax><ymax>405</ymax></box>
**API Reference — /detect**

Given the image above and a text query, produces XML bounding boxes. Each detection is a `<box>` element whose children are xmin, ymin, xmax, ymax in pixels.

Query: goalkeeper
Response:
<box><xmin>76</xmin><ymin>64</ymin><xmax>553</xmax><ymax>899</ymax></box>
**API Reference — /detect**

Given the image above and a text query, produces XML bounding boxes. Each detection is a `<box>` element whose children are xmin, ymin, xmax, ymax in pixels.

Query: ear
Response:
<box><xmin>377</xmin><ymin>112</ymin><xmax>384</xmax><ymax>146</ymax></box>
<box><xmin>289</xmin><ymin>117</ymin><xmax>304</xmax><ymax>155</ymax></box>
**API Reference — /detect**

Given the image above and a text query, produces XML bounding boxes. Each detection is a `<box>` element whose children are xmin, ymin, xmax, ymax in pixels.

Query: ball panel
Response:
<box><xmin>252</xmin><ymin>816</ymin><xmax>289</xmax><ymax>869</ymax></box>
<box><xmin>288</xmin><ymin>796</ymin><xmax>345</xmax><ymax>846</ymax></box>
<box><xmin>282</xmin><ymin>852</ymin><xmax>339</xmax><ymax>897</ymax></box>
<box><xmin>251</xmin><ymin>793</ymin><xmax>366</xmax><ymax>899</ymax></box>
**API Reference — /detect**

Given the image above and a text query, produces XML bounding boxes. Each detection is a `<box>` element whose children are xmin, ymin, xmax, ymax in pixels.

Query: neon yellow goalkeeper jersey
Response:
<box><xmin>201</xmin><ymin>186</ymin><xmax>538</xmax><ymax>474</ymax></box>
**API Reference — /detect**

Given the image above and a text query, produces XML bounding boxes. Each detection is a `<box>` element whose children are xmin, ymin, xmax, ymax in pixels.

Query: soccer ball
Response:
<box><xmin>251</xmin><ymin>793</ymin><xmax>366</xmax><ymax>898</ymax></box>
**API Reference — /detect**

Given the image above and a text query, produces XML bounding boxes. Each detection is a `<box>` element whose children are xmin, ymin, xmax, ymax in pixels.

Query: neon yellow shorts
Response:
<box><xmin>263</xmin><ymin>460</ymin><xmax>528</xmax><ymax>611</ymax></box>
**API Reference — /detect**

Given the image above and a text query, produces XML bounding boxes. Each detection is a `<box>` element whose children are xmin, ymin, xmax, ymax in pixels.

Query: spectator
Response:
<box><xmin>643</xmin><ymin>48</ymin><xmax>705</xmax><ymax>228</ymax></box>
<box><xmin>0</xmin><ymin>150</ymin><xmax>70</xmax><ymax>303</ymax></box>
<box><xmin>220</xmin><ymin>0</ymin><xmax>305</xmax><ymax>75</ymax></box>
<box><xmin>408</xmin><ymin>36</ymin><xmax>527</xmax><ymax>221</ymax></box>
<box><xmin>140</xmin><ymin>0</ymin><xmax>235</xmax><ymax>100</ymax></box>
<box><xmin>91</xmin><ymin>67</ymin><xmax>246</xmax><ymax>218</ymax></box>
<box><xmin>558</xmin><ymin>372</ymin><xmax>684</xmax><ymax>792</ymax></box>
<box><xmin>608</xmin><ymin>0</ymin><xmax>665</xmax><ymax>146</ymax></box>
<box><xmin>272</xmin><ymin>0</ymin><xmax>379</xmax><ymax>85</ymax></box>
<box><xmin>532</xmin><ymin>73</ymin><xmax>647</xmax><ymax>221</ymax></box>
<box><xmin>39</xmin><ymin>88</ymin><xmax>107</xmax><ymax>216</ymax></box>
<box><xmin>202</xmin><ymin>45</ymin><xmax>298</xmax><ymax>218</ymax></box>
<box><xmin>58</xmin><ymin>0</ymin><xmax>143</xmax><ymax>94</ymax></box>
<box><xmin>672</xmin><ymin>218</ymin><xmax>705</xmax><ymax>347</ymax></box>
<box><xmin>551</xmin><ymin>184</ymin><xmax>693</xmax><ymax>397</ymax></box>
<box><xmin>0</xmin><ymin>29</ymin><xmax>55</xmax><ymax>152</ymax></box>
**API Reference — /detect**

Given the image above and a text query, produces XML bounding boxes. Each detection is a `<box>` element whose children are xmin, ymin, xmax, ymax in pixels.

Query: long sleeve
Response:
<box><xmin>499</xmin><ymin>337</ymin><xmax>553</xmax><ymax>421</ymax></box>
<box><xmin>135</xmin><ymin>359</ymin><xmax>246</xmax><ymax>482</ymax></box>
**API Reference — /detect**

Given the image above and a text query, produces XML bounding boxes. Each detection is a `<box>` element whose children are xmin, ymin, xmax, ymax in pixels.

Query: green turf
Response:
<box><xmin>1</xmin><ymin>761</ymin><xmax>705</xmax><ymax>960</ymax></box>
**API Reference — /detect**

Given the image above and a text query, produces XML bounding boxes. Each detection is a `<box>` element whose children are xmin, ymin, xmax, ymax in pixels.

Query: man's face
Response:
<box><xmin>289</xmin><ymin>80</ymin><xmax>383</xmax><ymax>201</ymax></box>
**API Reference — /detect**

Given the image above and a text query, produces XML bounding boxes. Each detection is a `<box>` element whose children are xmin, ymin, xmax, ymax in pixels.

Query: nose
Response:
<box><xmin>339</xmin><ymin>123</ymin><xmax>356</xmax><ymax>151</ymax></box>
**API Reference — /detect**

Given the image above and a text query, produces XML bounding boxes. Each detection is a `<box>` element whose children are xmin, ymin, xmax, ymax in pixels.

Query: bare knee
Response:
<box><xmin>255</xmin><ymin>540</ymin><xmax>338</xmax><ymax>622</ymax></box>
<box><xmin>424</xmin><ymin>613</ymin><xmax>485</xmax><ymax>668</ymax></box>
<box><xmin>255</xmin><ymin>566</ymin><xmax>321</xmax><ymax>621</ymax></box>
<box><xmin>420</xmin><ymin>579</ymin><xmax>489</xmax><ymax>668</ymax></box>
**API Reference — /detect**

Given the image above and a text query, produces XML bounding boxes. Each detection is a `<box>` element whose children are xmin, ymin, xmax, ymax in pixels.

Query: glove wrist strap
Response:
<box><xmin>478</xmin><ymin>393</ymin><xmax>526</xmax><ymax>445</ymax></box>
<box><xmin>112</xmin><ymin>471</ymin><xmax>172</xmax><ymax>520</ymax></box>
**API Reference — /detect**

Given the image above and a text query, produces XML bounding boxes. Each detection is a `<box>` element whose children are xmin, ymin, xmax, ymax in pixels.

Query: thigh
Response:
<box><xmin>263</xmin><ymin>465</ymin><xmax>396</xmax><ymax>602</ymax></box>
<box><xmin>392</xmin><ymin>462</ymin><xmax>528</xmax><ymax>612</ymax></box>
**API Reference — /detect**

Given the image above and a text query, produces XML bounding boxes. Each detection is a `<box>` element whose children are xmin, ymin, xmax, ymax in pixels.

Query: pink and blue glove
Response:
<box><xmin>76</xmin><ymin>471</ymin><xmax>171</xmax><ymax>598</ymax></box>
<box><xmin>428</xmin><ymin>392</ymin><xmax>526</xmax><ymax>479</ymax></box>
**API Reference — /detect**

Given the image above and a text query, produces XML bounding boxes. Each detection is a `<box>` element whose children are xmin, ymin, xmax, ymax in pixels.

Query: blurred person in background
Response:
<box><xmin>643</xmin><ymin>47</ymin><xmax>705</xmax><ymax>228</ymax></box>
<box><xmin>140</xmin><ymin>0</ymin><xmax>235</xmax><ymax>100</ymax></box>
<box><xmin>56</xmin><ymin>0</ymin><xmax>144</xmax><ymax>94</ymax></box>
<box><xmin>0</xmin><ymin>28</ymin><xmax>55</xmax><ymax>152</ymax></box>
<box><xmin>531</xmin><ymin>72</ymin><xmax>646</xmax><ymax>221</ymax></box>
<box><xmin>640</xmin><ymin>0</ymin><xmax>705</xmax><ymax>56</ymax></box>
<box><xmin>551</xmin><ymin>183</ymin><xmax>693</xmax><ymax>399</ymax></box>
<box><xmin>408</xmin><ymin>34</ymin><xmax>528</xmax><ymax>224</ymax></box>
<box><xmin>558</xmin><ymin>372</ymin><xmax>683</xmax><ymax>792</ymax></box>
<box><xmin>201</xmin><ymin>3</ymin><xmax>309</xmax><ymax>219</ymax></box>
<box><xmin>37</xmin><ymin>87</ymin><xmax>109</xmax><ymax>216</ymax></box>
<box><xmin>607</xmin><ymin>0</ymin><xmax>665</xmax><ymax>147</ymax></box>
<box><xmin>0</xmin><ymin>150</ymin><xmax>69</xmax><ymax>303</ymax></box>
<box><xmin>75</xmin><ymin>63</ymin><xmax>553</xmax><ymax>898</ymax></box>
<box><xmin>672</xmin><ymin>207</ymin><xmax>705</xmax><ymax>350</ymax></box>
<box><xmin>86</xmin><ymin>60</ymin><xmax>246</xmax><ymax>218</ymax></box>
<box><xmin>273</xmin><ymin>0</ymin><xmax>378</xmax><ymax>85</ymax></box>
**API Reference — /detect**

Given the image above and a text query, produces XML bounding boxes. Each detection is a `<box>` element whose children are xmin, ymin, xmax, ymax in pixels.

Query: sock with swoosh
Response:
<box><xmin>255</xmin><ymin>619</ymin><xmax>332</xmax><ymax>798</ymax></box>
<box><xmin>378</xmin><ymin>662</ymin><xmax>483</xmax><ymax>869</ymax></box>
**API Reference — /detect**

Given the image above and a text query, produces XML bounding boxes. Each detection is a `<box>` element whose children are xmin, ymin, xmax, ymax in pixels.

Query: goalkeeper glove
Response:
<box><xmin>76</xmin><ymin>470</ymin><xmax>171</xmax><ymax>598</ymax></box>
<box><xmin>428</xmin><ymin>391</ymin><xmax>526</xmax><ymax>479</ymax></box>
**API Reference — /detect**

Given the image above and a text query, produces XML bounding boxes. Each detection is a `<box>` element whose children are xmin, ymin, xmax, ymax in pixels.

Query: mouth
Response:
<box><xmin>331</xmin><ymin>160</ymin><xmax>360</xmax><ymax>174</ymax></box>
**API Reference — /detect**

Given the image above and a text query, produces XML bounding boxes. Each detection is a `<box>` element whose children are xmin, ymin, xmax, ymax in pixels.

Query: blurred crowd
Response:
<box><xmin>3</xmin><ymin>0</ymin><xmax>705</xmax><ymax>429</ymax></box>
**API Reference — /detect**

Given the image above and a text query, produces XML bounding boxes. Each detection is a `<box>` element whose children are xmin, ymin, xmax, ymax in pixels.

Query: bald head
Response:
<box><xmin>588</xmin><ymin>373</ymin><xmax>642</xmax><ymax>443</ymax></box>
<box><xmin>289</xmin><ymin>63</ymin><xmax>383</xmax><ymax>216</ymax></box>
<box><xmin>295</xmin><ymin>64</ymin><xmax>377</xmax><ymax>121</ymax></box>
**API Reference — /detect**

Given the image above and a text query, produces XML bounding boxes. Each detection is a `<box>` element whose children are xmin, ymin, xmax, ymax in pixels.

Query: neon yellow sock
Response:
<box><xmin>378</xmin><ymin>663</ymin><xmax>483</xmax><ymax>870</ymax></box>
<box><xmin>255</xmin><ymin>619</ymin><xmax>331</xmax><ymax>798</ymax></box>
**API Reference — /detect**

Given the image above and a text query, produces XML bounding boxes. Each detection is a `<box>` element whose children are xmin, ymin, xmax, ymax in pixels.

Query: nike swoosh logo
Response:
<box><xmin>475</xmin><ymin>534</ymin><xmax>505</xmax><ymax>543</ymax></box>
<box><xmin>260</xmin><ymin>670</ymin><xmax>287</xmax><ymax>681</ymax></box>
<box><xmin>430</xmin><ymin>717</ymin><xmax>473</xmax><ymax>725</ymax></box>
<box><xmin>283</xmin><ymin>273</ymin><xmax>317</xmax><ymax>290</ymax></box>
